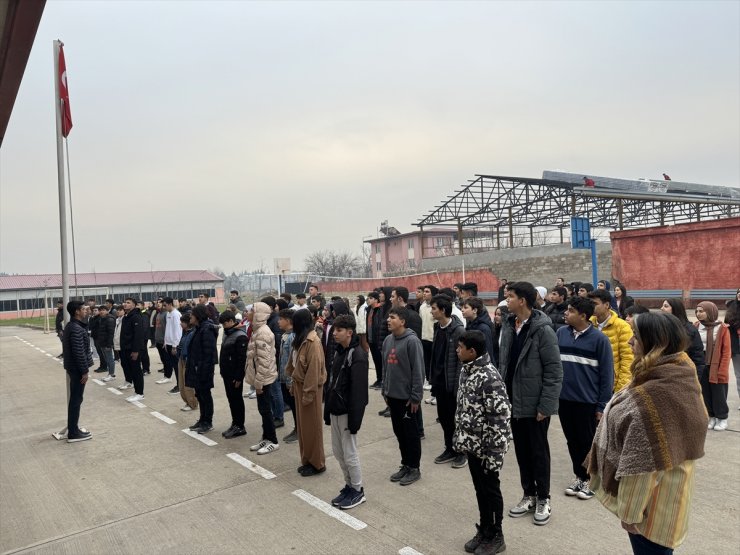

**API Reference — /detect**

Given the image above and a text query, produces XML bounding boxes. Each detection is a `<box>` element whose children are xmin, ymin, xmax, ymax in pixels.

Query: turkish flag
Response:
<box><xmin>58</xmin><ymin>45</ymin><xmax>73</xmax><ymax>137</ymax></box>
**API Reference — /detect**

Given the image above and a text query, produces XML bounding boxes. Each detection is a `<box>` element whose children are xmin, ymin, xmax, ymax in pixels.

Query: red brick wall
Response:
<box><xmin>317</xmin><ymin>268</ymin><xmax>502</xmax><ymax>296</ymax></box>
<box><xmin>610</xmin><ymin>217</ymin><xmax>740</xmax><ymax>290</ymax></box>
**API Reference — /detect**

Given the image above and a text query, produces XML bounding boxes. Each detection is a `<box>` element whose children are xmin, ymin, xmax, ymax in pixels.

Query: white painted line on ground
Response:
<box><xmin>46</xmin><ymin>353</ymin><xmax>53</xmax><ymax>357</ymax></box>
<box><xmin>92</xmin><ymin>379</ymin><xmax>106</xmax><ymax>386</ymax></box>
<box><xmin>130</xmin><ymin>400</ymin><xmax>147</xmax><ymax>408</ymax></box>
<box><xmin>399</xmin><ymin>548</ymin><xmax>424</xmax><ymax>555</ymax></box>
<box><xmin>34</xmin><ymin>347</ymin><xmax>43</xmax><ymax>351</ymax></box>
<box><xmin>226</xmin><ymin>453</ymin><xmax>277</xmax><ymax>480</ymax></box>
<box><xmin>291</xmin><ymin>489</ymin><xmax>367</xmax><ymax>530</ymax></box>
<box><xmin>107</xmin><ymin>387</ymin><xmax>123</xmax><ymax>395</ymax></box>
<box><xmin>181</xmin><ymin>429</ymin><xmax>218</xmax><ymax>446</ymax></box>
<box><xmin>150</xmin><ymin>411</ymin><xmax>176</xmax><ymax>424</ymax></box>
<box><xmin>28</xmin><ymin>344</ymin><xmax>35</xmax><ymax>347</ymax></box>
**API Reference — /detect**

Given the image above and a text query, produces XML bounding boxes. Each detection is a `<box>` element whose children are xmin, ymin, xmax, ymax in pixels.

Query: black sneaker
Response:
<box><xmin>452</xmin><ymin>454</ymin><xmax>468</xmax><ymax>469</ymax></box>
<box><xmin>378</xmin><ymin>407</ymin><xmax>390</xmax><ymax>417</ymax></box>
<box><xmin>143</xmin><ymin>370</ymin><xmax>151</xmax><ymax>375</ymax></box>
<box><xmin>399</xmin><ymin>467</ymin><xmax>420</xmax><ymax>486</ymax></box>
<box><xmin>93</xmin><ymin>368</ymin><xmax>106</xmax><ymax>373</ymax></box>
<box><xmin>283</xmin><ymin>429</ymin><xmax>298</xmax><ymax>443</ymax></box>
<box><xmin>297</xmin><ymin>464</ymin><xmax>311</xmax><ymax>473</ymax></box>
<box><xmin>434</xmin><ymin>449</ymin><xmax>456</xmax><ymax>464</ymax></box>
<box><xmin>390</xmin><ymin>465</ymin><xmax>409</xmax><ymax>482</ymax></box>
<box><xmin>339</xmin><ymin>487</ymin><xmax>366</xmax><ymax>510</ymax></box>
<box><xmin>189</xmin><ymin>421</ymin><xmax>203</xmax><ymax>431</ymax></box>
<box><xmin>197</xmin><ymin>423</ymin><xmax>213</xmax><ymax>434</ymax></box>
<box><xmin>369</xmin><ymin>380</ymin><xmax>382</xmax><ymax>390</ymax></box>
<box><xmin>464</xmin><ymin>524</ymin><xmax>484</xmax><ymax>553</ymax></box>
<box><xmin>331</xmin><ymin>485</ymin><xmax>352</xmax><ymax>506</ymax></box>
<box><xmin>168</xmin><ymin>386</ymin><xmax>180</xmax><ymax>395</ymax></box>
<box><xmin>222</xmin><ymin>425</ymin><xmax>237</xmax><ymax>438</ymax></box>
<box><xmin>273</xmin><ymin>419</ymin><xmax>285</xmax><ymax>429</ymax></box>
<box><xmin>475</xmin><ymin>533</ymin><xmax>506</xmax><ymax>554</ymax></box>
<box><xmin>300</xmin><ymin>465</ymin><xmax>326</xmax><ymax>477</ymax></box>
<box><xmin>224</xmin><ymin>426</ymin><xmax>246</xmax><ymax>439</ymax></box>
<box><xmin>67</xmin><ymin>430</ymin><xmax>92</xmax><ymax>443</ymax></box>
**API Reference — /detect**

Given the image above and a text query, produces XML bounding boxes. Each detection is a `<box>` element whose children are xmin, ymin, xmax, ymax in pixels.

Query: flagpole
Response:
<box><xmin>53</xmin><ymin>39</ymin><xmax>71</xmax><ymax>441</ymax></box>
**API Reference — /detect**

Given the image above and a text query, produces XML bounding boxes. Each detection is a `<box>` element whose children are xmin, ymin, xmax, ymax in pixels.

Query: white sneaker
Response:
<box><xmin>118</xmin><ymin>382</ymin><xmax>133</xmax><ymax>390</ymax></box>
<box><xmin>257</xmin><ymin>442</ymin><xmax>279</xmax><ymax>455</ymax></box>
<box><xmin>250</xmin><ymin>440</ymin><xmax>269</xmax><ymax>452</ymax></box>
<box><xmin>102</xmin><ymin>375</ymin><xmax>116</xmax><ymax>382</ymax></box>
<box><xmin>127</xmin><ymin>394</ymin><xmax>144</xmax><ymax>403</ymax></box>
<box><xmin>423</xmin><ymin>381</ymin><xmax>432</xmax><ymax>391</ymax></box>
<box><xmin>180</xmin><ymin>405</ymin><xmax>193</xmax><ymax>411</ymax></box>
<box><xmin>708</xmin><ymin>417</ymin><xmax>717</xmax><ymax>430</ymax></box>
<box><xmin>533</xmin><ymin>498</ymin><xmax>551</xmax><ymax>526</ymax></box>
<box><xmin>714</xmin><ymin>419</ymin><xmax>728</xmax><ymax>431</ymax></box>
<box><xmin>565</xmin><ymin>478</ymin><xmax>583</xmax><ymax>496</ymax></box>
<box><xmin>155</xmin><ymin>377</ymin><xmax>172</xmax><ymax>384</ymax></box>
<box><xmin>126</xmin><ymin>394</ymin><xmax>137</xmax><ymax>401</ymax></box>
<box><xmin>247</xmin><ymin>390</ymin><xmax>257</xmax><ymax>399</ymax></box>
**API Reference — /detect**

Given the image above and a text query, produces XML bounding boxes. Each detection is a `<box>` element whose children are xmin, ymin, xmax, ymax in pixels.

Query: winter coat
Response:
<box><xmin>589</xmin><ymin>310</ymin><xmax>634</xmax><ymax>392</ymax></box>
<box><xmin>245</xmin><ymin>302</ymin><xmax>278</xmax><ymax>389</ymax></box>
<box><xmin>266</xmin><ymin>311</ymin><xmax>283</xmax><ymax>360</ymax></box>
<box><xmin>467</xmin><ymin>311</ymin><xmax>495</xmax><ymax>360</ymax></box>
<box><xmin>120</xmin><ymin>308</ymin><xmax>147</xmax><ymax>352</ymax></box>
<box><xmin>695</xmin><ymin>322</ymin><xmax>731</xmax><ymax>384</ymax></box>
<box><xmin>375</xmin><ymin>302</ymin><xmax>392</xmax><ymax>349</ymax></box>
<box><xmin>155</xmin><ymin>310</ymin><xmax>167</xmax><ymax>343</ymax></box>
<box><xmin>279</xmin><ymin>331</ymin><xmax>295</xmax><ymax>385</ymax></box>
<box><xmin>431</xmin><ymin>316</ymin><xmax>465</xmax><ymax>395</ymax></box>
<box><xmin>96</xmin><ymin>314</ymin><xmax>116</xmax><ymax>348</ymax></box>
<box><xmin>453</xmin><ymin>353</ymin><xmax>512</xmax><ymax>473</ymax></box>
<box><xmin>544</xmin><ymin>301</ymin><xmax>568</xmax><ymax>330</ymax></box>
<box><xmin>55</xmin><ymin>308</ymin><xmax>64</xmax><ymax>334</ymax></box>
<box><xmin>615</xmin><ymin>295</ymin><xmax>634</xmax><ymax>319</ymax></box>
<box><xmin>498</xmin><ymin>309</ymin><xmax>563</xmax><ymax>419</ymax></box>
<box><xmin>323</xmin><ymin>335</ymin><xmax>369</xmax><ymax>433</ymax></box>
<box><xmin>185</xmin><ymin>321</ymin><xmax>218</xmax><ymax>389</ymax></box>
<box><xmin>381</xmin><ymin>329</ymin><xmax>425</xmax><ymax>403</ymax></box>
<box><xmin>219</xmin><ymin>326</ymin><xmax>247</xmax><ymax>381</ymax></box>
<box><xmin>404</xmin><ymin>308</ymin><xmax>423</xmax><ymax>340</ymax></box>
<box><xmin>286</xmin><ymin>330</ymin><xmax>327</xmax><ymax>406</ymax></box>
<box><xmin>683</xmin><ymin>321</ymin><xmax>705</xmax><ymax>377</ymax></box>
<box><xmin>63</xmin><ymin>318</ymin><xmax>93</xmax><ymax>375</ymax></box>
<box><xmin>89</xmin><ymin>315</ymin><xmax>100</xmax><ymax>340</ymax></box>
<box><xmin>355</xmin><ymin>304</ymin><xmax>368</xmax><ymax>335</ymax></box>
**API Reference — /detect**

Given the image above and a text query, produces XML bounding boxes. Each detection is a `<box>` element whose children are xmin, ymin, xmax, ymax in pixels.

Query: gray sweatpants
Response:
<box><xmin>331</xmin><ymin>413</ymin><xmax>363</xmax><ymax>489</ymax></box>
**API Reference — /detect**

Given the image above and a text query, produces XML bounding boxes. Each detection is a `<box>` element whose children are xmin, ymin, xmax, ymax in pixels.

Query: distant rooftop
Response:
<box><xmin>0</xmin><ymin>270</ymin><xmax>224</xmax><ymax>291</ymax></box>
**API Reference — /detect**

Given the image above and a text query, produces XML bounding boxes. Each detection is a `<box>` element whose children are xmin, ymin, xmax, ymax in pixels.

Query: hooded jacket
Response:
<box><xmin>381</xmin><ymin>328</ymin><xmax>425</xmax><ymax>403</ymax></box>
<box><xmin>324</xmin><ymin>335</ymin><xmax>369</xmax><ymax>433</ymax></box>
<box><xmin>544</xmin><ymin>300</ymin><xmax>568</xmax><ymax>330</ymax></box>
<box><xmin>453</xmin><ymin>353</ymin><xmax>512</xmax><ymax>473</ymax></box>
<box><xmin>245</xmin><ymin>302</ymin><xmax>278</xmax><ymax>389</ymax></box>
<box><xmin>186</xmin><ymin>320</ymin><xmax>218</xmax><ymax>389</ymax></box>
<box><xmin>498</xmin><ymin>309</ymin><xmax>563</xmax><ymax>418</ymax></box>
<box><xmin>431</xmin><ymin>315</ymin><xmax>465</xmax><ymax>395</ymax></box>
<box><xmin>120</xmin><ymin>308</ymin><xmax>147</xmax><ymax>352</ymax></box>
<box><xmin>466</xmin><ymin>310</ymin><xmax>495</xmax><ymax>360</ymax></box>
<box><xmin>220</xmin><ymin>325</ymin><xmax>247</xmax><ymax>380</ymax></box>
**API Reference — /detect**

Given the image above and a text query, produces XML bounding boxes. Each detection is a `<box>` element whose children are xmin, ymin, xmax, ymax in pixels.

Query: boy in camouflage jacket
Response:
<box><xmin>454</xmin><ymin>330</ymin><xmax>512</xmax><ymax>555</ymax></box>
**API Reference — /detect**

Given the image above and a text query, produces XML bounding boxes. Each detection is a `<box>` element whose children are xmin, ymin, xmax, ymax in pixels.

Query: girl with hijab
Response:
<box><xmin>660</xmin><ymin>298</ymin><xmax>705</xmax><ymax>378</ymax></box>
<box><xmin>287</xmin><ymin>309</ymin><xmax>327</xmax><ymax>476</ymax></box>
<box><xmin>695</xmin><ymin>301</ymin><xmax>732</xmax><ymax>431</ymax></box>
<box><xmin>587</xmin><ymin>312</ymin><xmax>707</xmax><ymax>555</ymax></box>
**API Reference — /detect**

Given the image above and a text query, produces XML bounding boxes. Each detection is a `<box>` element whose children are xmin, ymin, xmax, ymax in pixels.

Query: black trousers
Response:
<box><xmin>700</xmin><ymin>370</ymin><xmax>729</xmax><ymax>420</ymax></box>
<box><xmin>468</xmin><ymin>454</ymin><xmax>503</xmax><ymax>535</ymax></box>
<box><xmin>369</xmin><ymin>343</ymin><xmax>383</xmax><ymax>383</ymax></box>
<box><xmin>256</xmin><ymin>383</ymin><xmax>277</xmax><ymax>443</ymax></box>
<box><xmin>140</xmin><ymin>346</ymin><xmax>150</xmax><ymax>372</ymax></box>
<box><xmin>422</xmin><ymin>340</ymin><xmax>432</xmax><ymax>382</ymax></box>
<box><xmin>434</xmin><ymin>388</ymin><xmax>458</xmax><ymax>452</ymax></box>
<box><xmin>558</xmin><ymin>399</ymin><xmax>598</xmax><ymax>481</ymax></box>
<box><xmin>94</xmin><ymin>341</ymin><xmax>107</xmax><ymax>370</ymax></box>
<box><xmin>388</xmin><ymin>396</ymin><xmax>421</xmax><ymax>469</ymax></box>
<box><xmin>156</xmin><ymin>342</ymin><xmax>168</xmax><ymax>369</ymax></box>
<box><xmin>163</xmin><ymin>347</ymin><xmax>179</xmax><ymax>381</ymax></box>
<box><xmin>281</xmin><ymin>382</ymin><xmax>297</xmax><ymax>426</ymax></box>
<box><xmin>121</xmin><ymin>349</ymin><xmax>144</xmax><ymax>395</ymax></box>
<box><xmin>222</xmin><ymin>375</ymin><xmax>245</xmax><ymax>428</ymax></box>
<box><xmin>196</xmin><ymin>386</ymin><xmax>214</xmax><ymax>425</ymax></box>
<box><xmin>67</xmin><ymin>372</ymin><xmax>86</xmax><ymax>435</ymax></box>
<box><xmin>511</xmin><ymin>416</ymin><xmax>551</xmax><ymax>499</ymax></box>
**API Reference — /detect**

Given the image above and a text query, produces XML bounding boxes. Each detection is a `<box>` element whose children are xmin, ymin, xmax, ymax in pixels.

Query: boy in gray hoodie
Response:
<box><xmin>382</xmin><ymin>307</ymin><xmax>425</xmax><ymax>486</ymax></box>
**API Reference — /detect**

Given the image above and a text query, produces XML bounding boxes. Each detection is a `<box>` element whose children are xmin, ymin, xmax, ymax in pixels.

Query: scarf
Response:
<box><xmin>697</xmin><ymin>301</ymin><xmax>720</xmax><ymax>362</ymax></box>
<box><xmin>586</xmin><ymin>352</ymin><xmax>706</xmax><ymax>496</ymax></box>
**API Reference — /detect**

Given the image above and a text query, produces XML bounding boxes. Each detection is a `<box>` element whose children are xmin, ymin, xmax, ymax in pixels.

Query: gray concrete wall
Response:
<box><xmin>419</xmin><ymin>242</ymin><xmax>613</xmax><ymax>286</ymax></box>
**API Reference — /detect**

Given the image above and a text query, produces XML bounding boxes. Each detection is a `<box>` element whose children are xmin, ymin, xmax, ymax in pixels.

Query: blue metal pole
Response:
<box><xmin>590</xmin><ymin>239</ymin><xmax>598</xmax><ymax>286</ymax></box>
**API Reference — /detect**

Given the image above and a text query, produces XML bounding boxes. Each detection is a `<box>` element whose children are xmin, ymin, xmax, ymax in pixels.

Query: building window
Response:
<box><xmin>375</xmin><ymin>244</ymin><xmax>381</xmax><ymax>254</ymax></box>
<box><xmin>408</xmin><ymin>239</ymin><xmax>414</xmax><ymax>248</ymax></box>
<box><xmin>436</xmin><ymin>237</ymin><xmax>445</xmax><ymax>247</ymax></box>
<box><xmin>376</xmin><ymin>262</ymin><xmax>382</xmax><ymax>271</ymax></box>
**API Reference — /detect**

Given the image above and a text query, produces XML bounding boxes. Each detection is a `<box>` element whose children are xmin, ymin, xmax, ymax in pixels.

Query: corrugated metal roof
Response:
<box><xmin>0</xmin><ymin>270</ymin><xmax>224</xmax><ymax>291</ymax></box>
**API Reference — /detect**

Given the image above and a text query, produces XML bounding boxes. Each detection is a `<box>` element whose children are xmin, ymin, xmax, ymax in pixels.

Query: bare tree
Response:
<box><xmin>304</xmin><ymin>250</ymin><xmax>363</xmax><ymax>278</ymax></box>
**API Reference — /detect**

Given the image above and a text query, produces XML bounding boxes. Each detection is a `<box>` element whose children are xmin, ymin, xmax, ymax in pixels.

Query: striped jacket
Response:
<box><xmin>557</xmin><ymin>325</ymin><xmax>614</xmax><ymax>412</ymax></box>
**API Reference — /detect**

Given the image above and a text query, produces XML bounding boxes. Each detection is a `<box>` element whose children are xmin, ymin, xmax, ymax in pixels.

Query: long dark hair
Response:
<box><xmin>292</xmin><ymin>308</ymin><xmax>314</xmax><ymax>348</ymax></box>
<box><xmin>631</xmin><ymin>312</ymin><xmax>688</xmax><ymax>378</ymax></box>
<box><xmin>726</xmin><ymin>289</ymin><xmax>740</xmax><ymax>328</ymax></box>
<box><xmin>190</xmin><ymin>304</ymin><xmax>208</xmax><ymax>324</ymax></box>
<box><xmin>664</xmin><ymin>298</ymin><xmax>689</xmax><ymax>323</ymax></box>
<box><xmin>355</xmin><ymin>295</ymin><xmax>365</xmax><ymax>316</ymax></box>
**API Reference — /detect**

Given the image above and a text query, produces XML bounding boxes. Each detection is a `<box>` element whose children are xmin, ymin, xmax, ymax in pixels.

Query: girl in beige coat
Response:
<box><xmin>287</xmin><ymin>309</ymin><xmax>327</xmax><ymax>476</ymax></box>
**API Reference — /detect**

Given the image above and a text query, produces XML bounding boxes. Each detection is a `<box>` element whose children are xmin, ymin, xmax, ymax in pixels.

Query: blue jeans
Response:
<box><xmin>256</xmin><ymin>383</ymin><xmax>277</xmax><ymax>443</ymax></box>
<box><xmin>629</xmin><ymin>534</ymin><xmax>673</xmax><ymax>555</ymax></box>
<box><xmin>270</xmin><ymin>379</ymin><xmax>284</xmax><ymax>420</ymax></box>
<box><xmin>102</xmin><ymin>347</ymin><xmax>115</xmax><ymax>376</ymax></box>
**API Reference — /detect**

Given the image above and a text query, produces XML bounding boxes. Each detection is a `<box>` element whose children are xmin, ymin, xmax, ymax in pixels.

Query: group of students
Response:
<box><xmin>58</xmin><ymin>282</ymin><xmax>739</xmax><ymax>555</ymax></box>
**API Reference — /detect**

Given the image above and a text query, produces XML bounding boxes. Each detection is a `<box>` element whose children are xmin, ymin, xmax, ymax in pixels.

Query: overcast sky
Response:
<box><xmin>1</xmin><ymin>0</ymin><xmax>738</xmax><ymax>276</ymax></box>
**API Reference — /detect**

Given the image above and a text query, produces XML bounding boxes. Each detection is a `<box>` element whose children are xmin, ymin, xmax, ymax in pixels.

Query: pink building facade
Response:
<box><xmin>366</xmin><ymin>229</ymin><xmax>458</xmax><ymax>278</ymax></box>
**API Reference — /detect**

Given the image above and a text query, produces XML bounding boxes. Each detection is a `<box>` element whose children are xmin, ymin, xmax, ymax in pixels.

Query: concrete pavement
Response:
<box><xmin>1</xmin><ymin>326</ymin><xmax>739</xmax><ymax>555</ymax></box>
